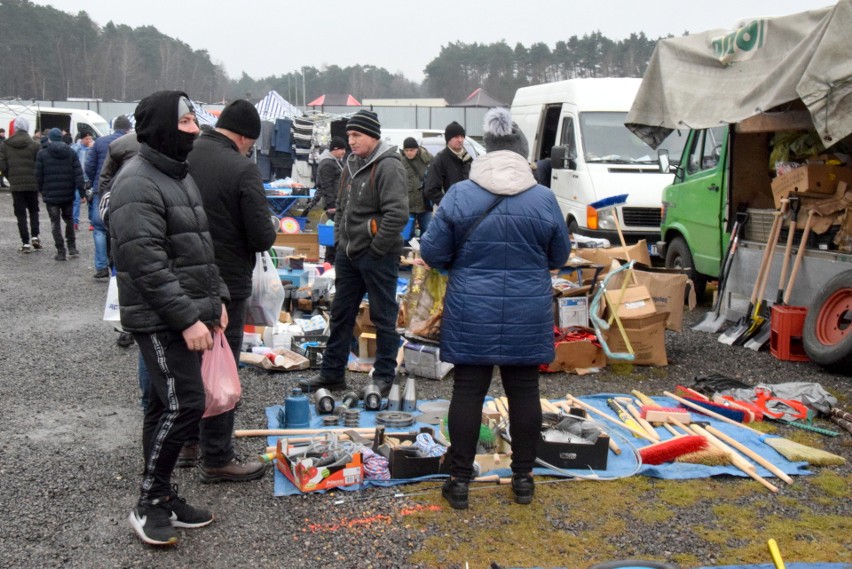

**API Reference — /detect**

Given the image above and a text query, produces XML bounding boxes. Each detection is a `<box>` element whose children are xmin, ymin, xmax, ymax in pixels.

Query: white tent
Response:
<box><xmin>255</xmin><ymin>90</ymin><xmax>302</xmax><ymax>122</ymax></box>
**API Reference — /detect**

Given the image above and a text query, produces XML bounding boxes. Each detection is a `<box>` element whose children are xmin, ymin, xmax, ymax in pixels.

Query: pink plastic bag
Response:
<box><xmin>201</xmin><ymin>331</ymin><xmax>242</xmax><ymax>418</ymax></box>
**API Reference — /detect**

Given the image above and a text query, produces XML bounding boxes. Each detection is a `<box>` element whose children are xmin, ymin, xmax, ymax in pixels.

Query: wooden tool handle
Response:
<box><xmin>627</xmin><ymin>403</ymin><xmax>661</xmax><ymax>441</ymax></box>
<box><xmin>663</xmin><ymin>391</ymin><xmax>762</xmax><ymax>435</ymax></box>
<box><xmin>567</xmin><ymin>395</ymin><xmax>655</xmax><ymax>441</ymax></box>
<box><xmin>705</xmin><ymin>426</ymin><xmax>794</xmax><ymax>485</ymax></box>
<box><xmin>631</xmin><ymin>389</ymin><xmax>656</xmax><ymax>407</ymax></box>
<box><xmin>687</xmin><ymin>422</ymin><xmax>778</xmax><ymax>493</ymax></box>
<box><xmin>236</xmin><ymin>427</ymin><xmax>379</xmax><ymax>437</ymax></box>
<box><xmin>783</xmin><ymin>209</ymin><xmax>814</xmax><ymax>305</ymax></box>
<box><xmin>768</xmin><ymin>539</ymin><xmax>786</xmax><ymax>569</ymax></box>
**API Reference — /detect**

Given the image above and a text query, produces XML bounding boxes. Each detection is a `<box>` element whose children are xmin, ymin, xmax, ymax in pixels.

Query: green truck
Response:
<box><xmin>627</xmin><ymin>2</ymin><xmax>852</xmax><ymax>369</ymax></box>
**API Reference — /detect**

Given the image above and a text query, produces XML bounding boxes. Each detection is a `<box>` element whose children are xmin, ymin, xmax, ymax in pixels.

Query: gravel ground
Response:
<box><xmin>0</xmin><ymin>189</ymin><xmax>849</xmax><ymax>569</ymax></box>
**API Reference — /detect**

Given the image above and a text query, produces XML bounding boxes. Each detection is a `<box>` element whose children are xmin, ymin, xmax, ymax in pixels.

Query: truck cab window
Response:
<box><xmin>687</xmin><ymin>127</ymin><xmax>726</xmax><ymax>174</ymax></box>
<box><xmin>560</xmin><ymin>118</ymin><xmax>576</xmax><ymax>157</ymax></box>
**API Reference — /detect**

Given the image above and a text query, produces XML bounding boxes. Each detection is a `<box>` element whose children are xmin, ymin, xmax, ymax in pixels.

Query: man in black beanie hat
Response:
<box><xmin>424</xmin><ymin>120</ymin><xmax>471</xmax><ymax>207</ymax></box>
<box><xmin>184</xmin><ymin>99</ymin><xmax>276</xmax><ymax>484</ymax></box>
<box><xmin>298</xmin><ymin>109</ymin><xmax>408</xmax><ymax>398</ymax></box>
<box><xmin>111</xmin><ymin>90</ymin><xmax>229</xmax><ymax>546</ymax></box>
<box><xmin>315</xmin><ymin>136</ymin><xmax>347</xmax><ymax>261</ymax></box>
<box><xmin>400</xmin><ymin>137</ymin><xmax>433</xmax><ymax>237</ymax></box>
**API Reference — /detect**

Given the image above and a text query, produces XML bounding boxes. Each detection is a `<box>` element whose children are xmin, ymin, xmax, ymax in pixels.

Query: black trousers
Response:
<box><xmin>45</xmin><ymin>202</ymin><xmax>74</xmax><ymax>252</ymax></box>
<box><xmin>12</xmin><ymin>191</ymin><xmax>39</xmax><ymax>245</ymax></box>
<box><xmin>135</xmin><ymin>331</ymin><xmax>205</xmax><ymax>502</ymax></box>
<box><xmin>447</xmin><ymin>364</ymin><xmax>541</xmax><ymax>479</ymax></box>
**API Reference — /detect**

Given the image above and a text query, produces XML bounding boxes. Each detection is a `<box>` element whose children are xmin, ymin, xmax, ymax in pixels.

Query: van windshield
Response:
<box><xmin>579</xmin><ymin>112</ymin><xmax>684</xmax><ymax>165</ymax></box>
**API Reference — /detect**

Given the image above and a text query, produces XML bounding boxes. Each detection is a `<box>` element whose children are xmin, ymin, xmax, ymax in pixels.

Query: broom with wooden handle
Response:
<box><xmin>664</xmin><ymin>391</ymin><xmax>845</xmax><ymax>466</ymax></box>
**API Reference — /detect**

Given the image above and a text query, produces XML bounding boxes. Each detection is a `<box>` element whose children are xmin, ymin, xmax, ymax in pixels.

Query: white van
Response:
<box><xmin>511</xmin><ymin>78</ymin><xmax>685</xmax><ymax>254</ymax></box>
<box><xmin>0</xmin><ymin>103</ymin><xmax>110</xmax><ymax>139</ymax></box>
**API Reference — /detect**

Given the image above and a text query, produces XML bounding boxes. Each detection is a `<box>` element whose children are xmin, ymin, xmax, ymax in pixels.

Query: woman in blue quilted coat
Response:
<box><xmin>420</xmin><ymin>107</ymin><xmax>571</xmax><ymax>509</ymax></box>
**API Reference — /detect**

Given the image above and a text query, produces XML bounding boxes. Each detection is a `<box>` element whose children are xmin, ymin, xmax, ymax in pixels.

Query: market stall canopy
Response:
<box><xmin>255</xmin><ymin>90</ymin><xmax>303</xmax><ymax>121</ymax></box>
<box><xmin>626</xmin><ymin>0</ymin><xmax>852</xmax><ymax>149</ymax></box>
<box><xmin>307</xmin><ymin>94</ymin><xmax>361</xmax><ymax>107</ymax></box>
<box><xmin>454</xmin><ymin>87</ymin><xmax>506</xmax><ymax>108</ymax></box>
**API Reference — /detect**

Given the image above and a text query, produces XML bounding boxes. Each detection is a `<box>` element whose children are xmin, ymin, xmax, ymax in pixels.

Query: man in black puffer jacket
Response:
<box><xmin>188</xmin><ymin>99</ymin><xmax>277</xmax><ymax>483</ymax></box>
<box><xmin>35</xmin><ymin>128</ymin><xmax>85</xmax><ymax>260</ymax></box>
<box><xmin>111</xmin><ymin>90</ymin><xmax>229</xmax><ymax>547</ymax></box>
<box><xmin>423</xmin><ymin>121</ymin><xmax>472</xmax><ymax>206</ymax></box>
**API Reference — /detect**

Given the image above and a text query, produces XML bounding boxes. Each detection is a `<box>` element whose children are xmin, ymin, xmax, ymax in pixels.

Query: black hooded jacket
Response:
<box><xmin>109</xmin><ymin>91</ymin><xmax>228</xmax><ymax>333</ymax></box>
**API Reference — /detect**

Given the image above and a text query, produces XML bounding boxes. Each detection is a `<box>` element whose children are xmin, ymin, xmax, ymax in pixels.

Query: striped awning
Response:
<box><xmin>255</xmin><ymin>90</ymin><xmax>303</xmax><ymax>122</ymax></box>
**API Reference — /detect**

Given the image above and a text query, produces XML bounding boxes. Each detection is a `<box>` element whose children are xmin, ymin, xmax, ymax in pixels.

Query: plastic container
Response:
<box><xmin>284</xmin><ymin>388</ymin><xmax>311</xmax><ymax>428</ymax></box>
<box><xmin>770</xmin><ymin>305</ymin><xmax>810</xmax><ymax>362</ymax></box>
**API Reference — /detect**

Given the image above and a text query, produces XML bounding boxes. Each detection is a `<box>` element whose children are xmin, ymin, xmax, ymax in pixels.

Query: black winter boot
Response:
<box><xmin>441</xmin><ymin>478</ymin><xmax>469</xmax><ymax>510</ymax></box>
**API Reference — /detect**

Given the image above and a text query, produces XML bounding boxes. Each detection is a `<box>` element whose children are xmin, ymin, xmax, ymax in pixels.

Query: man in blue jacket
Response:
<box><xmin>86</xmin><ymin>116</ymin><xmax>131</xmax><ymax>279</ymax></box>
<box><xmin>36</xmin><ymin>128</ymin><xmax>85</xmax><ymax>261</ymax></box>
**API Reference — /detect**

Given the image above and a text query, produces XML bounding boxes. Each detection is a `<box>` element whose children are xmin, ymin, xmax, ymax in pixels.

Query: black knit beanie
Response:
<box><xmin>444</xmin><ymin>121</ymin><xmax>465</xmax><ymax>143</ymax></box>
<box><xmin>346</xmin><ymin>110</ymin><xmax>381</xmax><ymax>139</ymax></box>
<box><xmin>135</xmin><ymin>90</ymin><xmax>196</xmax><ymax>161</ymax></box>
<box><xmin>113</xmin><ymin>116</ymin><xmax>132</xmax><ymax>131</ymax></box>
<box><xmin>482</xmin><ymin>107</ymin><xmax>529</xmax><ymax>158</ymax></box>
<box><xmin>216</xmin><ymin>99</ymin><xmax>261</xmax><ymax>139</ymax></box>
<box><xmin>403</xmin><ymin>137</ymin><xmax>418</xmax><ymax>150</ymax></box>
<box><xmin>329</xmin><ymin>136</ymin><xmax>346</xmax><ymax>150</ymax></box>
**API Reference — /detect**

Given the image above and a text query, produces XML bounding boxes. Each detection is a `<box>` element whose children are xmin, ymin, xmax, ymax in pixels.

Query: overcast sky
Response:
<box><xmin>32</xmin><ymin>0</ymin><xmax>836</xmax><ymax>82</ymax></box>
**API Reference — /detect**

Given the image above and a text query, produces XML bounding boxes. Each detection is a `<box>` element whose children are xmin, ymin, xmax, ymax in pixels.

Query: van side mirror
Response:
<box><xmin>550</xmin><ymin>145</ymin><xmax>577</xmax><ymax>170</ymax></box>
<box><xmin>658</xmin><ymin>149</ymin><xmax>670</xmax><ymax>173</ymax></box>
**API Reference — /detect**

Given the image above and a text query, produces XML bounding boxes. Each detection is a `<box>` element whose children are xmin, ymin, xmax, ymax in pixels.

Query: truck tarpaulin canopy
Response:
<box><xmin>626</xmin><ymin>0</ymin><xmax>852</xmax><ymax>149</ymax></box>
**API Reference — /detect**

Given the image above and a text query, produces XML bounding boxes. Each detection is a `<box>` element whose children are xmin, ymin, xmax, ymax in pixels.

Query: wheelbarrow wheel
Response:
<box><xmin>803</xmin><ymin>269</ymin><xmax>852</xmax><ymax>373</ymax></box>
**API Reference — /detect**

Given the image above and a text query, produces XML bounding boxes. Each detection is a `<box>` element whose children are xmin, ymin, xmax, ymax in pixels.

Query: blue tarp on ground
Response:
<box><xmin>266</xmin><ymin>393</ymin><xmax>811</xmax><ymax>496</ymax></box>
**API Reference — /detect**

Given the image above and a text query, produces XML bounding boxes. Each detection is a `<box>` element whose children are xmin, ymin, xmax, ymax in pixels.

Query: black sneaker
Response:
<box><xmin>94</xmin><ymin>268</ymin><xmax>109</xmax><ymax>279</ymax></box>
<box><xmin>128</xmin><ymin>499</ymin><xmax>178</xmax><ymax>546</ymax></box>
<box><xmin>167</xmin><ymin>489</ymin><xmax>214</xmax><ymax>528</ymax></box>
<box><xmin>297</xmin><ymin>374</ymin><xmax>347</xmax><ymax>393</ymax></box>
<box><xmin>54</xmin><ymin>251</ymin><xmax>66</xmax><ymax>261</ymax></box>
<box><xmin>511</xmin><ymin>473</ymin><xmax>535</xmax><ymax>505</ymax></box>
<box><xmin>116</xmin><ymin>332</ymin><xmax>134</xmax><ymax>348</ymax></box>
<box><xmin>441</xmin><ymin>478</ymin><xmax>470</xmax><ymax>510</ymax></box>
<box><xmin>31</xmin><ymin>237</ymin><xmax>42</xmax><ymax>250</ymax></box>
<box><xmin>68</xmin><ymin>246</ymin><xmax>79</xmax><ymax>258</ymax></box>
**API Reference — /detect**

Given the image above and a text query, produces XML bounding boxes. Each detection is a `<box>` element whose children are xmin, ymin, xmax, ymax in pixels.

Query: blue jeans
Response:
<box><xmin>72</xmin><ymin>192</ymin><xmax>81</xmax><ymax>225</ymax></box>
<box><xmin>138</xmin><ymin>352</ymin><xmax>151</xmax><ymax>410</ymax></box>
<box><xmin>414</xmin><ymin>211</ymin><xmax>432</xmax><ymax>237</ymax></box>
<box><xmin>322</xmin><ymin>250</ymin><xmax>400</xmax><ymax>382</ymax></box>
<box><xmin>91</xmin><ymin>193</ymin><xmax>108</xmax><ymax>270</ymax></box>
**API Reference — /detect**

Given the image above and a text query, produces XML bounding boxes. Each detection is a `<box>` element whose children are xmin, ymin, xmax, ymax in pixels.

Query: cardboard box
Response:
<box><xmin>608</xmin><ymin>266</ymin><xmax>696</xmax><ymax>331</ymax></box>
<box><xmin>604</xmin><ymin>285</ymin><xmax>657</xmax><ymax>319</ymax></box>
<box><xmin>548</xmin><ymin>337</ymin><xmax>605</xmax><ymax>373</ymax></box>
<box><xmin>274</xmin><ymin>232</ymin><xmax>320</xmax><ymax>259</ymax></box>
<box><xmin>239</xmin><ymin>348</ymin><xmax>310</xmax><ymax>371</ymax></box>
<box><xmin>381</xmin><ymin>428</ymin><xmax>450</xmax><ymax>479</ymax></box>
<box><xmin>606</xmin><ymin>311</ymin><xmax>669</xmax><ymax>366</ymax></box>
<box><xmin>771</xmin><ymin>165</ymin><xmax>852</xmax><ymax>208</ymax></box>
<box><xmin>276</xmin><ymin>438</ymin><xmax>363</xmax><ymax>492</ymax></box>
<box><xmin>574</xmin><ymin>239</ymin><xmax>652</xmax><ymax>270</ymax></box>
<box><xmin>403</xmin><ymin>341</ymin><xmax>453</xmax><ymax>380</ymax></box>
<box><xmin>557</xmin><ymin>296</ymin><xmax>590</xmax><ymax>329</ymax></box>
<box><xmin>536</xmin><ymin>431</ymin><xmax>609</xmax><ymax>470</ymax></box>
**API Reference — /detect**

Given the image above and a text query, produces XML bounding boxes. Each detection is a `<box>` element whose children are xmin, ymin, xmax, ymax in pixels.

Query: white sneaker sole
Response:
<box><xmin>128</xmin><ymin>509</ymin><xmax>178</xmax><ymax>546</ymax></box>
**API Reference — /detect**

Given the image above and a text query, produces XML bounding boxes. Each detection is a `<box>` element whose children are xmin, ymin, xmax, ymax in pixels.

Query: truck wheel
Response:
<box><xmin>568</xmin><ymin>218</ymin><xmax>579</xmax><ymax>238</ymax></box>
<box><xmin>803</xmin><ymin>270</ymin><xmax>852</xmax><ymax>372</ymax></box>
<box><xmin>665</xmin><ymin>237</ymin><xmax>706</xmax><ymax>301</ymax></box>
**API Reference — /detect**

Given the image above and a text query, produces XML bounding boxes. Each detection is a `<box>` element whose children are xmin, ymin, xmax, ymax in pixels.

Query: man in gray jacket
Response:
<box><xmin>299</xmin><ymin>110</ymin><xmax>408</xmax><ymax>397</ymax></box>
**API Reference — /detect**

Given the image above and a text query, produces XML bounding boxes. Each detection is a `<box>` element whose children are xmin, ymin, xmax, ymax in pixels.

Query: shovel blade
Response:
<box><xmin>719</xmin><ymin>319</ymin><xmax>748</xmax><ymax>344</ymax></box>
<box><xmin>743</xmin><ymin>323</ymin><xmax>771</xmax><ymax>351</ymax></box>
<box><xmin>692</xmin><ymin>310</ymin><xmax>728</xmax><ymax>333</ymax></box>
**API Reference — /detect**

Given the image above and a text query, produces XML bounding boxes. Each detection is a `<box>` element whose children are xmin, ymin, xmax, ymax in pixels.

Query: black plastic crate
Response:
<box><xmin>290</xmin><ymin>335</ymin><xmax>329</xmax><ymax>368</ymax></box>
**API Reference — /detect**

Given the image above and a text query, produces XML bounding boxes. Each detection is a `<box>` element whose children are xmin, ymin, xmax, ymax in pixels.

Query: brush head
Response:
<box><xmin>589</xmin><ymin>194</ymin><xmax>628</xmax><ymax>211</ymax></box>
<box><xmin>763</xmin><ymin>436</ymin><xmax>846</xmax><ymax>466</ymax></box>
<box><xmin>639</xmin><ymin>435</ymin><xmax>708</xmax><ymax>465</ymax></box>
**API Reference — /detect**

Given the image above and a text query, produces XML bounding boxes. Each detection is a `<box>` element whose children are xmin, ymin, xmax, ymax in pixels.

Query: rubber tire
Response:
<box><xmin>664</xmin><ymin>236</ymin><xmax>707</xmax><ymax>301</ymax></box>
<box><xmin>567</xmin><ymin>217</ymin><xmax>580</xmax><ymax>238</ymax></box>
<box><xmin>803</xmin><ymin>270</ymin><xmax>852</xmax><ymax>372</ymax></box>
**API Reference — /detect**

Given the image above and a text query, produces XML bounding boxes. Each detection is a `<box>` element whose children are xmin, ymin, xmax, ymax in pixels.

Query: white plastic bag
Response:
<box><xmin>103</xmin><ymin>276</ymin><xmax>120</xmax><ymax>322</ymax></box>
<box><xmin>201</xmin><ymin>331</ymin><xmax>242</xmax><ymax>418</ymax></box>
<box><xmin>245</xmin><ymin>251</ymin><xmax>287</xmax><ymax>326</ymax></box>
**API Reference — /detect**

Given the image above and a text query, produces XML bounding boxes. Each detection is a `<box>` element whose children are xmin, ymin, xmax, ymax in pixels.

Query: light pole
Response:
<box><xmin>301</xmin><ymin>67</ymin><xmax>307</xmax><ymax>109</ymax></box>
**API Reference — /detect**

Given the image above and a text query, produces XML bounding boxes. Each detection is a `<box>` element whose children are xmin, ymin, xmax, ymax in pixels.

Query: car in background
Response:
<box><xmin>420</xmin><ymin>136</ymin><xmax>486</xmax><ymax>159</ymax></box>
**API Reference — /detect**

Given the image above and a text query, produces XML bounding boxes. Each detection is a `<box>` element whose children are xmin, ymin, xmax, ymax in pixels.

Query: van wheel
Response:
<box><xmin>567</xmin><ymin>219</ymin><xmax>579</xmax><ymax>238</ymax></box>
<box><xmin>803</xmin><ymin>270</ymin><xmax>852</xmax><ymax>372</ymax></box>
<box><xmin>665</xmin><ymin>237</ymin><xmax>706</xmax><ymax>301</ymax></box>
